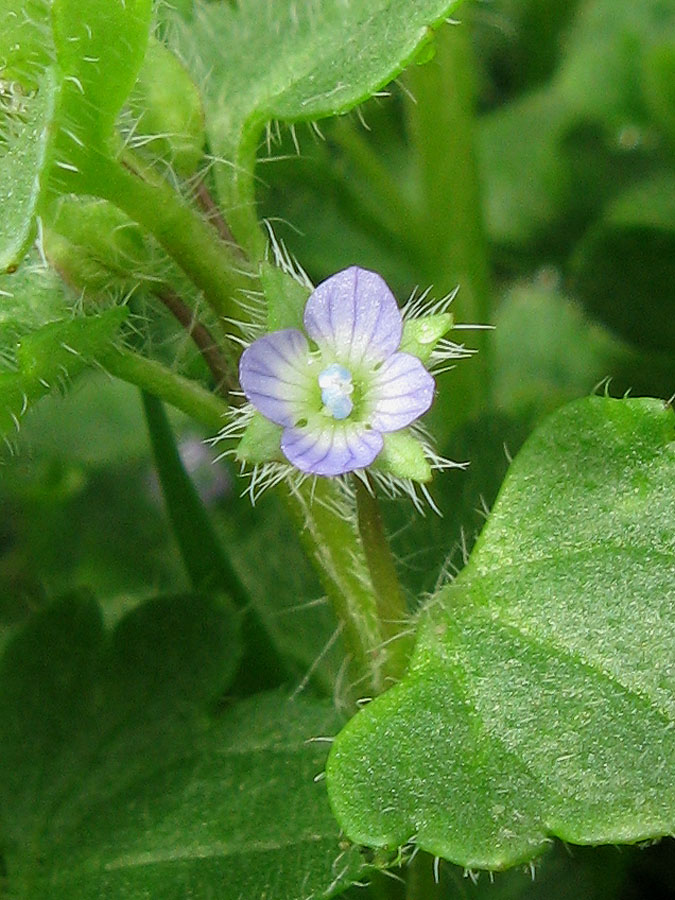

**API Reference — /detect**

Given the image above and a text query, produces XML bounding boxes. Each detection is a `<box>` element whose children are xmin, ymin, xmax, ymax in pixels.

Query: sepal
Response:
<box><xmin>236</xmin><ymin>411</ymin><xmax>284</xmax><ymax>465</ymax></box>
<box><xmin>260</xmin><ymin>263</ymin><xmax>310</xmax><ymax>331</ymax></box>
<box><xmin>372</xmin><ymin>430</ymin><xmax>432</xmax><ymax>483</ymax></box>
<box><xmin>399</xmin><ymin>312</ymin><xmax>453</xmax><ymax>363</ymax></box>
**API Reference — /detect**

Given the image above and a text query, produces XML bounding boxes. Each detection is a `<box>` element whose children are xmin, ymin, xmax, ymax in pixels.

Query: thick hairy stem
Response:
<box><xmin>99</xmin><ymin>345</ymin><xmax>228</xmax><ymax>431</ymax></box>
<box><xmin>283</xmin><ymin>478</ymin><xmax>385</xmax><ymax>699</ymax></box>
<box><xmin>88</xmin><ymin>156</ymin><xmax>258</xmax><ymax>324</ymax></box>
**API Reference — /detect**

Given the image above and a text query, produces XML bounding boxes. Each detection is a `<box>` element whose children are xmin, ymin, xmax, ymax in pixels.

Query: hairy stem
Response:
<box><xmin>283</xmin><ymin>478</ymin><xmax>385</xmax><ymax>698</ymax></box>
<box><xmin>99</xmin><ymin>345</ymin><xmax>228</xmax><ymax>431</ymax></box>
<box><xmin>153</xmin><ymin>285</ymin><xmax>236</xmax><ymax>397</ymax></box>
<box><xmin>88</xmin><ymin>156</ymin><xmax>258</xmax><ymax>324</ymax></box>
<box><xmin>354</xmin><ymin>475</ymin><xmax>411</xmax><ymax>684</ymax></box>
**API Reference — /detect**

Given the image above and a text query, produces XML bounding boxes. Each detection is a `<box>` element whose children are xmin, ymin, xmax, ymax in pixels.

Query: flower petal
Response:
<box><xmin>367</xmin><ymin>351</ymin><xmax>435</xmax><ymax>432</ymax></box>
<box><xmin>281</xmin><ymin>420</ymin><xmax>383</xmax><ymax>476</ymax></box>
<box><xmin>303</xmin><ymin>266</ymin><xmax>402</xmax><ymax>367</ymax></box>
<box><xmin>239</xmin><ymin>329</ymin><xmax>311</xmax><ymax>426</ymax></box>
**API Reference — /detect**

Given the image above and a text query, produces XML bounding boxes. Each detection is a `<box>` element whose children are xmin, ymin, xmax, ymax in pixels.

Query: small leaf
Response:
<box><xmin>43</xmin><ymin>196</ymin><xmax>151</xmax><ymax>295</ymax></box>
<box><xmin>328</xmin><ymin>396</ymin><xmax>675</xmax><ymax>869</ymax></box>
<box><xmin>0</xmin><ymin>593</ymin><xmax>364</xmax><ymax>898</ymax></box>
<box><xmin>0</xmin><ymin>291</ymin><xmax>127</xmax><ymax>438</ymax></box>
<box><xmin>261</xmin><ymin>261</ymin><xmax>311</xmax><ymax>331</ymax></box>
<box><xmin>127</xmin><ymin>37</ymin><xmax>205</xmax><ymax>177</ymax></box>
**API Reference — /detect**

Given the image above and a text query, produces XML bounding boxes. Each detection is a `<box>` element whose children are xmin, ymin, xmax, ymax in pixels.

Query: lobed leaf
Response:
<box><xmin>0</xmin><ymin>592</ymin><xmax>364</xmax><ymax>898</ymax></box>
<box><xmin>327</xmin><ymin>396</ymin><xmax>675</xmax><ymax>869</ymax></box>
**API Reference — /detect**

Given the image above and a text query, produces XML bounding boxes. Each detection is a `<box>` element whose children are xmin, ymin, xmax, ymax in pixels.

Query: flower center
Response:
<box><xmin>318</xmin><ymin>363</ymin><xmax>354</xmax><ymax>420</ymax></box>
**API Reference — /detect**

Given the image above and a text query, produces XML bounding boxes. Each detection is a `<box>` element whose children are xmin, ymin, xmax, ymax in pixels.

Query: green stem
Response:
<box><xmin>282</xmin><ymin>478</ymin><xmax>384</xmax><ymax>698</ymax></box>
<box><xmin>406</xmin><ymin>19</ymin><xmax>492</xmax><ymax>433</ymax></box>
<box><xmin>330</xmin><ymin>120</ymin><xmax>426</xmax><ymax>261</ymax></box>
<box><xmin>99</xmin><ymin>345</ymin><xmax>228</xmax><ymax>431</ymax></box>
<box><xmin>354</xmin><ymin>476</ymin><xmax>411</xmax><ymax>683</ymax></box>
<box><xmin>406</xmin><ymin>852</ymin><xmax>442</xmax><ymax>900</ymax></box>
<box><xmin>141</xmin><ymin>390</ymin><xmax>245</xmax><ymax>602</ymax></box>
<box><xmin>85</xmin><ymin>155</ymin><xmax>258</xmax><ymax>323</ymax></box>
<box><xmin>142</xmin><ymin>390</ymin><xmax>287</xmax><ymax>691</ymax></box>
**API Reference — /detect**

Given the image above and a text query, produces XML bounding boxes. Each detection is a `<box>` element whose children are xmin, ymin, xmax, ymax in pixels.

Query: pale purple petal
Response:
<box><xmin>368</xmin><ymin>351</ymin><xmax>435</xmax><ymax>432</ymax></box>
<box><xmin>239</xmin><ymin>329</ymin><xmax>311</xmax><ymax>426</ymax></box>
<box><xmin>281</xmin><ymin>420</ymin><xmax>383</xmax><ymax>476</ymax></box>
<box><xmin>303</xmin><ymin>266</ymin><xmax>402</xmax><ymax>367</ymax></box>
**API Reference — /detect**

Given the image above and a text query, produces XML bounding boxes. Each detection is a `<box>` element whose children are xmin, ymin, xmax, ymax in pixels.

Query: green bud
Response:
<box><xmin>43</xmin><ymin>196</ymin><xmax>150</xmax><ymax>297</ymax></box>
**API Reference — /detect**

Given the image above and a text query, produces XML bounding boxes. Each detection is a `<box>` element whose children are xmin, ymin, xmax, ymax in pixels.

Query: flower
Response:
<box><xmin>238</xmin><ymin>266</ymin><xmax>436</xmax><ymax>476</ymax></box>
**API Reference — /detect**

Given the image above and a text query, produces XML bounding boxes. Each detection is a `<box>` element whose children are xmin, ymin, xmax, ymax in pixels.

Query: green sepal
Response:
<box><xmin>128</xmin><ymin>37</ymin><xmax>206</xmax><ymax>177</ymax></box>
<box><xmin>260</xmin><ymin>262</ymin><xmax>311</xmax><ymax>332</ymax></box>
<box><xmin>236</xmin><ymin>411</ymin><xmax>284</xmax><ymax>465</ymax></box>
<box><xmin>399</xmin><ymin>312</ymin><xmax>453</xmax><ymax>363</ymax></box>
<box><xmin>372</xmin><ymin>430</ymin><xmax>432</xmax><ymax>483</ymax></box>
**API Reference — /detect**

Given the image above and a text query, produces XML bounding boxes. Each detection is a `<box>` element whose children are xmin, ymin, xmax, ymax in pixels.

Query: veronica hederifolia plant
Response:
<box><xmin>229</xmin><ymin>264</ymin><xmax>468</xmax><ymax>500</ymax></box>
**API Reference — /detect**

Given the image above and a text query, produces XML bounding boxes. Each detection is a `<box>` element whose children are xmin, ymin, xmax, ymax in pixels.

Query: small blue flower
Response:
<box><xmin>239</xmin><ymin>266</ymin><xmax>436</xmax><ymax>476</ymax></box>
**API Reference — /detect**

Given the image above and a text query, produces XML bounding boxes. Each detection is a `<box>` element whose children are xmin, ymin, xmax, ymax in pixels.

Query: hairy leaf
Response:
<box><xmin>49</xmin><ymin>0</ymin><xmax>152</xmax><ymax>192</ymax></box>
<box><xmin>180</xmin><ymin>0</ymin><xmax>463</xmax><ymax>251</ymax></box>
<box><xmin>0</xmin><ymin>266</ymin><xmax>127</xmax><ymax>438</ymax></box>
<box><xmin>328</xmin><ymin>396</ymin><xmax>675</xmax><ymax>869</ymax></box>
<box><xmin>0</xmin><ymin>72</ymin><xmax>56</xmax><ymax>271</ymax></box>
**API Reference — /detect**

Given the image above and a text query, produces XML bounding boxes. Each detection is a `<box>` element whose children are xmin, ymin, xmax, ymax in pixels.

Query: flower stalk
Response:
<box><xmin>354</xmin><ymin>475</ymin><xmax>412</xmax><ymax>684</ymax></box>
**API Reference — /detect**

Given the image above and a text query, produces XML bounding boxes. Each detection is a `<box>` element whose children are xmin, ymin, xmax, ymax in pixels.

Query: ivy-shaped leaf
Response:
<box><xmin>327</xmin><ymin>396</ymin><xmax>675</xmax><ymax>869</ymax></box>
<box><xmin>0</xmin><ymin>593</ymin><xmax>365</xmax><ymax>899</ymax></box>
<box><xmin>179</xmin><ymin>0</ymin><xmax>464</xmax><ymax>252</ymax></box>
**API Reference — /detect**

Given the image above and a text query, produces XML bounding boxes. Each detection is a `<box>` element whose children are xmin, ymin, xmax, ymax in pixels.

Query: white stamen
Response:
<box><xmin>318</xmin><ymin>363</ymin><xmax>354</xmax><ymax>420</ymax></box>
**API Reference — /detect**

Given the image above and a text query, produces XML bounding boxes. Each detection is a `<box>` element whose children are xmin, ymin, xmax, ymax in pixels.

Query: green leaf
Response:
<box><xmin>0</xmin><ymin>71</ymin><xmax>57</xmax><ymax>271</ymax></box>
<box><xmin>0</xmin><ymin>0</ymin><xmax>52</xmax><ymax>90</ymax></box>
<box><xmin>181</xmin><ymin>0</ymin><xmax>464</xmax><ymax>252</ymax></box>
<box><xmin>50</xmin><ymin>0</ymin><xmax>152</xmax><ymax>181</ymax></box>
<box><xmin>0</xmin><ymin>280</ymin><xmax>127</xmax><ymax>438</ymax></box>
<box><xmin>399</xmin><ymin>312</ymin><xmax>453</xmax><ymax>363</ymax></box>
<box><xmin>261</xmin><ymin>261</ymin><xmax>311</xmax><ymax>331</ymax></box>
<box><xmin>373</xmin><ymin>430</ymin><xmax>432</xmax><ymax>483</ymax></box>
<box><xmin>236</xmin><ymin>409</ymin><xmax>284</xmax><ymax>464</ymax></box>
<box><xmin>0</xmin><ymin>593</ymin><xmax>364</xmax><ymax>898</ymax></box>
<box><xmin>327</xmin><ymin>396</ymin><xmax>675</xmax><ymax>869</ymax></box>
